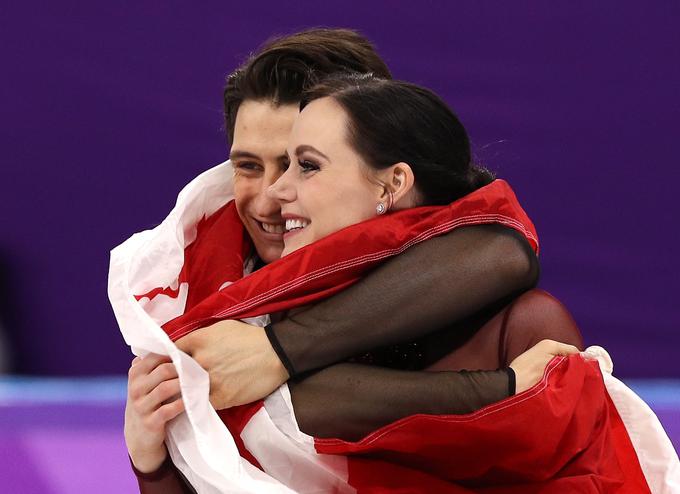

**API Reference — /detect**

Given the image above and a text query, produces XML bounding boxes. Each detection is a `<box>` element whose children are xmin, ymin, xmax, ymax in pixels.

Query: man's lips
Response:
<box><xmin>259</xmin><ymin>221</ymin><xmax>285</xmax><ymax>234</ymax></box>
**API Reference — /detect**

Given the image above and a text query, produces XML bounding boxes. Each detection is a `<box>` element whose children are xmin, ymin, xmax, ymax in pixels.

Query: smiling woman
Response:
<box><xmin>268</xmin><ymin>97</ymin><xmax>384</xmax><ymax>256</ymax></box>
<box><xmin>268</xmin><ymin>73</ymin><xmax>494</xmax><ymax>256</ymax></box>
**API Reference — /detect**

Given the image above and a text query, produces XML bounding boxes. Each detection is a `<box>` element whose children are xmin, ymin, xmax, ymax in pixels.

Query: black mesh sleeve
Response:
<box><xmin>269</xmin><ymin>224</ymin><xmax>538</xmax><ymax>375</ymax></box>
<box><xmin>289</xmin><ymin>364</ymin><xmax>513</xmax><ymax>441</ymax></box>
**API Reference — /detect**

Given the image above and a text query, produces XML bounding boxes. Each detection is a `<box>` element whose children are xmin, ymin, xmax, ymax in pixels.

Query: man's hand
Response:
<box><xmin>176</xmin><ymin>320</ymin><xmax>289</xmax><ymax>409</ymax></box>
<box><xmin>125</xmin><ymin>354</ymin><xmax>184</xmax><ymax>473</ymax></box>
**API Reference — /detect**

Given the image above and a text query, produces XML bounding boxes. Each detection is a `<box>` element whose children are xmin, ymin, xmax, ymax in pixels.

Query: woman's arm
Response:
<box><xmin>177</xmin><ymin>224</ymin><xmax>537</xmax><ymax>410</ymax></box>
<box><xmin>272</xmin><ymin>224</ymin><xmax>540</xmax><ymax>441</ymax></box>
<box><xmin>290</xmin><ymin>341</ymin><xmax>579</xmax><ymax>441</ymax></box>
<box><xmin>270</xmin><ymin>224</ymin><xmax>538</xmax><ymax>376</ymax></box>
<box><xmin>289</xmin><ymin>364</ymin><xmax>512</xmax><ymax>441</ymax></box>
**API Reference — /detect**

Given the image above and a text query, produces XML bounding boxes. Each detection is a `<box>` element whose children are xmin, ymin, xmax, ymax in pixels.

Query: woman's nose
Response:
<box><xmin>266</xmin><ymin>167</ymin><xmax>295</xmax><ymax>203</ymax></box>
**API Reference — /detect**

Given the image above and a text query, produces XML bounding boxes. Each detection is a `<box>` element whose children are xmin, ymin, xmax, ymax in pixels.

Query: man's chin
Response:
<box><xmin>245</xmin><ymin>224</ymin><xmax>284</xmax><ymax>263</ymax></box>
<box><xmin>252</xmin><ymin>240</ymin><xmax>284</xmax><ymax>264</ymax></box>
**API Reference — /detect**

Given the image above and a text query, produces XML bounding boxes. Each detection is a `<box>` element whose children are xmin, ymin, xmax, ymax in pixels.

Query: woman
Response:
<box><xmin>125</xmin><ymin>74</ymin><xmax>581</xmax><ymax>492</ymax></box>
<box><xmin>272</xmin><ymin>73</ymin><xmax>580</xmax><ymax>436</ymax></box>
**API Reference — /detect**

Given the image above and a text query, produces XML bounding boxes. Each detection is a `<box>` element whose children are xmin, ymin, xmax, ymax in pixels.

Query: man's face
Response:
<box><xmin>230</xmin><ymin>99</ymin><xmax>298</xmax><ymax>263</ymax></box>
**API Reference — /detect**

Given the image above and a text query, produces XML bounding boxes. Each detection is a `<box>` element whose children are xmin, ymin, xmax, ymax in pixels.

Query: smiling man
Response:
<box><xmin>229</xmin><ymin>100</ymin><xmax>297</xmax><ymax>262</ymax></box>
<box><xmin>126</xmin><ymin>28</ymin><xmax>583</xmax><ymax>493</ymax></box>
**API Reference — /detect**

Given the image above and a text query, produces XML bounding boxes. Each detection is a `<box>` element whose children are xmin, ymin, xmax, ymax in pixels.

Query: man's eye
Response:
<box><xmin>299</xmin><ymin>160</ymin><xmax>320</xmax><ymax>173</ymax></box>
<box><xmin>235</xmin><ymin>162</ymin><xmax>262</xmax><ymax>173</ymax></box>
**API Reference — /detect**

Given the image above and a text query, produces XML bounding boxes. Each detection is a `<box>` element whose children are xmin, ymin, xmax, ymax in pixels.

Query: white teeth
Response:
<box><xmin>285</xmin><ymin>218</ymin><xmax>310</xmax><ymax>232</ymax></box>
<box><xmin>261</xmin><ymin>222</ymin><xmax>284</xmax><ymax>234</ymax></box>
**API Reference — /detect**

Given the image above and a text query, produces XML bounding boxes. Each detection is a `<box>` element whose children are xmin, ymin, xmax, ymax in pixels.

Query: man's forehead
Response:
<box><xmin>231</xmin><ymin>100</ymin><xmax>298</xmax><ymax>160</ymax></box>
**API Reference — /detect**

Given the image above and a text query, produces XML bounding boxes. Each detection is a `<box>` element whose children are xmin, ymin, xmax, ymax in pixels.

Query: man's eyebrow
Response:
<box><xmin>229</xmin><ymin>150</ymin><xmax>260</xmax><ymax>161</ymax></box>
<box><xmin>230</xmin><ymin>149</ymin><xmax>288</xmax><ymax>161</ymax></box>
<box><xmin>295</xmin><ymin>145</ymin><xmax>329</xmax><ymax>161</ymax></box>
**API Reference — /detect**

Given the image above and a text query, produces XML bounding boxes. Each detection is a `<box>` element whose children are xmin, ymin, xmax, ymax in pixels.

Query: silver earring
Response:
<box><xmin>376</xmin><ymin>202</ymin><xmax>386</xmax><ymax>215</ymax></box>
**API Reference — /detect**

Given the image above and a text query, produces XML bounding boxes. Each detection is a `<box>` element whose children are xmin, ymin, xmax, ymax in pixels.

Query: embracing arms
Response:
<box><xmin>128</xmin><ymin>224</ymin><xmax>551</xmax><ymax>490</ymax></box>
<box><xmin>180</xmin><ymin>224</ymin><xmax>540</xmax><ymax>429</ymax></box>
<box><xmin>269</xmin><ymin>224</ymin><xmax>537</xmax><ymax>375</ymax></box>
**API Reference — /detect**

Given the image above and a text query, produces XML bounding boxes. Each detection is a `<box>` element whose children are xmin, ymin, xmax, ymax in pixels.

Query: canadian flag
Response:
<box><xmin>109</xmin><ymin>162</ymin><xmax>680</xmax><ymax>493</ymax></box>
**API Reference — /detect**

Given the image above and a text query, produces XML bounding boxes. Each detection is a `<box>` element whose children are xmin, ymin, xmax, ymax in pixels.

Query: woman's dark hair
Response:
<box><xmin>301</xmin><ymin>74</ymin><xmax>495</xmax><ymax>205</ymax></box>
<box><xmin>224</xmin><ymin>28</ymin><xmax>391</xmax><ymax>144</ymax></box>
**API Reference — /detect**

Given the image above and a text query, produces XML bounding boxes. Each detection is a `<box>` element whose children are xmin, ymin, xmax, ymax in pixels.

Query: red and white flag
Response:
<box><xmin>109</xmin><ymin>161</ymin><xmax>679</xmax><ymax>493</ymax></box>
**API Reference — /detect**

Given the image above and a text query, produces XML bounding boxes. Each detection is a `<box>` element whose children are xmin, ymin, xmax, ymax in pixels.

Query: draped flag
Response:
<box><xmin>109</xmin><ymin>161</ymin><xmax>680</xmax><ymax>493</ymax></box>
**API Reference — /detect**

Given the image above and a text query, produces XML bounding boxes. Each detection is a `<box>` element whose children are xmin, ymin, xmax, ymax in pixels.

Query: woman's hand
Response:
<box><xmin>124</xmin><ymin>354</ymin><xmax>184</xmax><ymax>473</ymax></box>
<box><xmin>176</xmin><ymin>320</ymin><xmax>289</xmax><ymax>410</ymax></box>
<box><xmin>509</xmin><ymin>339</ymin><xmax>580</xmax><ymax>394</ymax></box>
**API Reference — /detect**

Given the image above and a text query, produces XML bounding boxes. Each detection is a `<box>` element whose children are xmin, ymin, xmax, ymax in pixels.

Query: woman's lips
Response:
<box><xmin>282</xmin><ymin>217</ymin><xmax>310</xmax><ymax>242</ymax></box>
<box><xmin>283</xmin><ymin>228</ymin><xmax>304</xmax><ymax>241</ymax></box>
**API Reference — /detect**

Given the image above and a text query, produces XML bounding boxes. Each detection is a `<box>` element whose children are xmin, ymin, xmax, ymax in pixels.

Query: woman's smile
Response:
<box><xmin>282</xmin><ymin>215</ymin><xmax>311</xmax><ymax>241</ymax></box>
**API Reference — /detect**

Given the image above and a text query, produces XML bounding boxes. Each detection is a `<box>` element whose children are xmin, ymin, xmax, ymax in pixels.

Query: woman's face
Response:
<box><xmin>268</xmin><ymin>97</ymin><xmax>381</xmax><ymax>257</ymax></box>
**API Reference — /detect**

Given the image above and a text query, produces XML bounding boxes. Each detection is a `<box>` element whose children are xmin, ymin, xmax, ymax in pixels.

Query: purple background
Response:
<box><xmin>5</xmin><ymin>377</ymin><xmax>679</xmax><ymax>491</ymax></box>
<box><xmin>1</xmin><ymin>2</ymin><xmax>678</xmax><ymax>377</ymax></box>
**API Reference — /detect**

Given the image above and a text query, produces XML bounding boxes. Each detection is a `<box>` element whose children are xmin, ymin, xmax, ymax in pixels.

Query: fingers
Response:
<box><xmin>552</xmin><ymin>342</ymin><xmax>580</xmax><ymax>356</ymax></box>
<box><xmin>128</xmin><ymin>354</ymin><xmax>178</xmax><ymax>401</ymax></box>
<box><xmin>536</xmin><ymin>339</ymin><xmax>580</xmax><ymax>357</ymax></box>
<box><xmin>139</xmin><ymin>397</ymin><xmax>185</xmax><ymax>436</ymax></box>
<box><xmin>153</xmin><ymin>397</ymin><xmax>185</xmax><ymax>424</ymax></box>
<box><xmin>142</xmin><ymin>378</ymin><xmax>182</xmax><ymax>414</ymax></box>
<box><xmin>147</xmin><ymin>362</ymin><xmax>179</xmax><ymax>389</ymax></box>
<box><xmin>128</xmin><ymin>353</ymin><xmax>171</xmax><ymax>379</ymax></box>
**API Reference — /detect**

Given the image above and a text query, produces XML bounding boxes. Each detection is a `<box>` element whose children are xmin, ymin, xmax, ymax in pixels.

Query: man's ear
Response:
<box><xmin>379</xmin><ymin>162</ymin><xmax>417</xmax><ymax>209</ymax></box>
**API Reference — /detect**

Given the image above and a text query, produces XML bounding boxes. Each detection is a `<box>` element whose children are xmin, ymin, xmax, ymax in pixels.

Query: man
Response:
<box><xmin>128</xmin><ymin>28</ymin><xmax>580</xmax><ymax>490</ymax></box>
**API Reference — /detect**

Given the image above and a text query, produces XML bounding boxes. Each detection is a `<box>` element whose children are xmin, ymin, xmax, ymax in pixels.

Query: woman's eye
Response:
<box><xmin>299</xmin><ymin>160</ymin><xmax>320</xmax><ymax>173</ymax></box>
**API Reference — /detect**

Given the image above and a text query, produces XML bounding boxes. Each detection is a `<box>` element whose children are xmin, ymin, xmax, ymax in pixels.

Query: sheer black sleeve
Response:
<box><xmin>289</xmin><ymin>364</ymin><xmax>514</xmax><ymax>441</ymax></box>
<box><xmin>268</xmin><ymin>224</ymin><xmax>538</xmax><ymax>375</ymax></box>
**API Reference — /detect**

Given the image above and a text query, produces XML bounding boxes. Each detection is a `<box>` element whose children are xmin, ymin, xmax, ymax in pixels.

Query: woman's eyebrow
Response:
<box><xmin>295</xmin><ymin>145</ymin><xmax>329</xmax><ymax>161</ymax></box>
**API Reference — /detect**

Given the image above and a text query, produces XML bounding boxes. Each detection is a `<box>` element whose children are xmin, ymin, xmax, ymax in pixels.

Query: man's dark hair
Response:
<box><xmin>301</xmin><ymin>73</ymin><xmax>495</xmax><ymax>206</ymax></box>
<box><xmin>224</xmin><ymin>28</ymin><xmax>391</xmax><ymax>144</ymax></box>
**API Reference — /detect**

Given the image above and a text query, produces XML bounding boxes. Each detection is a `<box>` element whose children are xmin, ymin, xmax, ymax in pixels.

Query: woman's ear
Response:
<box><xmin>379</xmin><ymin>162</ymin><xmax>417</xmax><ymax>209</ymax></box>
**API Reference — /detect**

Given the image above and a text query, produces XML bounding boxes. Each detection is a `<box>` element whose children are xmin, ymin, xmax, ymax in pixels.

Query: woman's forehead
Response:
<box><xmin>290</xmin><ymin>98</ymin><xmax>348</xmax><ymax>150</ymax></box>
